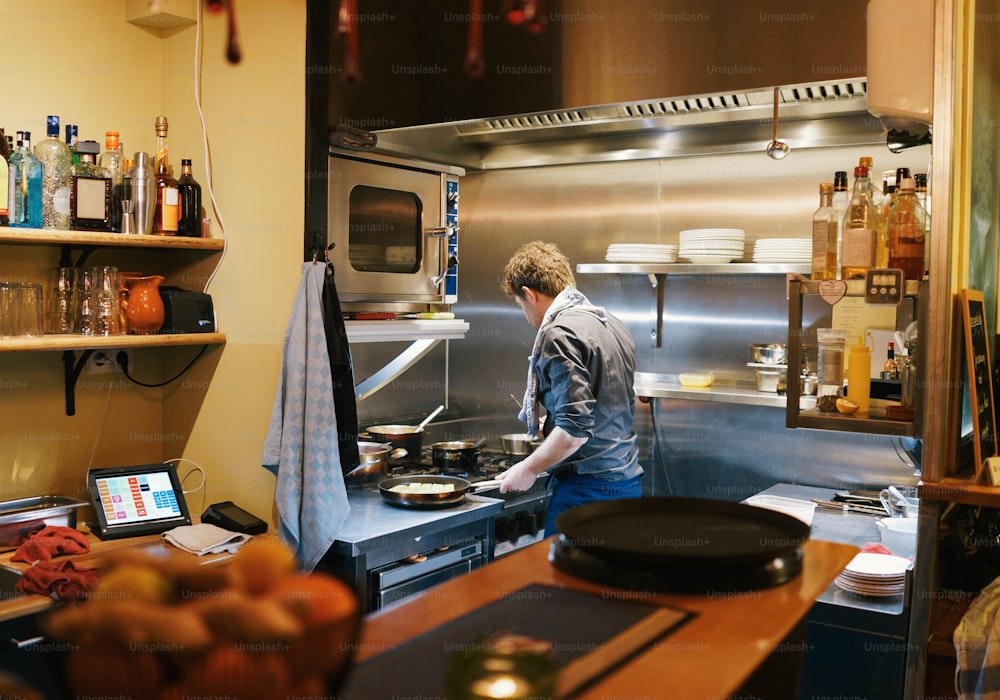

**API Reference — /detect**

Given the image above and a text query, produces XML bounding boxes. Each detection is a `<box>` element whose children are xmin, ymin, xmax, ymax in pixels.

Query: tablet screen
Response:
<box><xmin>88</xmin><ymin>464</ymin><xmax>192</xmax><ymax>539</ymax></box>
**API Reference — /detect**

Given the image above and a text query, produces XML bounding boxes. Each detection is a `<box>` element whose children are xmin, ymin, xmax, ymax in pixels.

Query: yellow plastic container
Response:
<box><xmin>846</xmin><ymin>334</ymin><xmax>873</xmax><ymax>414</ymax></box>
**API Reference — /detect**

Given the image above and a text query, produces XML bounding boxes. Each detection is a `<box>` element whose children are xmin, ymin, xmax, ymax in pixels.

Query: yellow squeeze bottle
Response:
<box><xmin>846</xmin><ymin>335</ymin><xmax>872</xmax><ymax>414</ymax></box>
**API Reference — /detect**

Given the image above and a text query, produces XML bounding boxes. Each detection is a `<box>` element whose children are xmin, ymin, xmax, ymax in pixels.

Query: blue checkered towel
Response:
<box><xmin>262</xmin><ymin>262</ymin><xmax>350</xmax><ymax>572</ymax></box>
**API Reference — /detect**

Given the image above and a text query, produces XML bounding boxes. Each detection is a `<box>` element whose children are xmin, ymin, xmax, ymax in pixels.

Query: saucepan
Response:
<box><xmin>378</xmin><ymin>474</ymin><xmax>501</xmax><ymax>508</ymax></box>
<box><xmin>361</xmin><ymin>405</ymin><xmax>444</xmax><ymax>456</ymax></box>
<box><xmin>345</xmin><ymin>441</ymin><xmax>408</xmax><ymax>483</ymax></box>
<box><xmin>500</xmin><ymin>433</ymin><xmax>541</xmax><ymax>456</ymax></box>
<box><xmin>431</xmin><ymin>438</ymin><xmax>485</xmax><ymax>472</ymax></box>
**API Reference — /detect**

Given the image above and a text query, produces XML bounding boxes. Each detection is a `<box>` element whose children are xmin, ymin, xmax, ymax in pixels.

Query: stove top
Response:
<box><xmin>355</xmin><ymin>447</ymin><xmax>550</xmax><ymax>506</ymax></box>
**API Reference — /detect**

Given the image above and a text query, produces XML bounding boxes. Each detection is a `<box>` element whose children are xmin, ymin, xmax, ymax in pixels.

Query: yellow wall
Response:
<box><xmin>0</xmin><ymin>0</ymin><xmax>305</xmax><ymax>527</ymax></box>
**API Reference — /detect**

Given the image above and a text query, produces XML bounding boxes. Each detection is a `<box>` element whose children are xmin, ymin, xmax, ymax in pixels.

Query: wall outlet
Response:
<box><xmin>86</xmin><ymin>349</ymin><xmax>132</xmax><ymax>374</ymax></box>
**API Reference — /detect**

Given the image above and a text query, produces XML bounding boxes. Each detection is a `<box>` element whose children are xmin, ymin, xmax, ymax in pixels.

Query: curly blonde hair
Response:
<box><xmin>500</xmin><ymin>241</ymin><xmax>576</xmax><ymax>299</ymax></box>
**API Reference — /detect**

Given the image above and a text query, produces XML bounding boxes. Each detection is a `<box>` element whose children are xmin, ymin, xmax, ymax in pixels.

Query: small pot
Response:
<box><xmin>748</xmin><ymin>343</ymin><xmax>787</xmax><ymax>365</ymax></box>
<box><xmin>346</xmin><ymin>441</ymin><xmax>408</xmax><ymax>483</ymax></box>
<box><xmin>363</xmin><ymin>424</ymin><xmax>423</xmax><ymax>457</ymax></box>
<box><xmin>754</xmin><ymin>367</ymin><xmax>786</xmax><ymax>393</ymax></box>
<box><xmin>431</xmin><ymin>440</ymin><xmax>482</xmax><ymax>472</ymax></box>
<box><xmin>500</xmin><ymin>433</ymin><xmax>540</xmax><ymax>456</ymax></box>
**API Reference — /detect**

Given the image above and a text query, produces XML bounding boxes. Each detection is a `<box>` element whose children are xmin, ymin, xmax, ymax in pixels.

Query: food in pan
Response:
<box><xmin>388</xmin><ymin>482</ymin><xmax>457</xmax><ymax>494</ymax></box>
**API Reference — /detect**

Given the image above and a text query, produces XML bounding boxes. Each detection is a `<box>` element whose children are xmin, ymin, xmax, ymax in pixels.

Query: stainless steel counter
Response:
<box><xmin>327</xmin><ymin>489</ymin><xmax>504</xmax><ymax>557</ymax></box>
<box><xmin>752</xmin><ymin>483</ymin><xmax>909</xmax><ymax>617</ymax></box>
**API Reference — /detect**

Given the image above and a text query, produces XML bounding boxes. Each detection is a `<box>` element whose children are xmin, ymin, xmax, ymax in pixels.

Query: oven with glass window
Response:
<box><xmin>327</xmin><ymin>150</ymin><xmax>463</xmax><ymax>310</ymax></box>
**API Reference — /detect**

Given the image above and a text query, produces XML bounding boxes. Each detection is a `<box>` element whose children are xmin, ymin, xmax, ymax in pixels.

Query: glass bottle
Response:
<box><xmin>10</xmin><ymin>132</ymin><xmax>43</xmax><ymax>229</ymax></box>
<box><xmin>859</xmin><ymin>156</ymin><xmax>882</xmax><ymax>208</ymax></box>
<box><xmin>65</xmin><ymin>123</ymin><xmax>79</xmax><ymax>166</ymax></box>
<box><xmin>832</xmin><ymin>171</ymin><xmax>849</xmax><ymax>277</ymax></box>
<box><xmin>886</xmin><ymin>176</ymin><xmax>928</xmax><ymax>281</ymax></box>
<box><xmin>33</xmin><ymin>115</ymin><xmax>72</xmax><ymax>230</ymax></box>
<box><xmin>881</xmin><ymin>342</ymin><xmax>899</xmax><ymax>380</ymax></box>
<box><xmin>0</xmin><ymin>127</ymin><xmax>9</xmax><ymax>226</ymax></box>
<box><xmin>177</xmin><ymin>158</ymin><xmax>202</xmax><ymax>237</ymax></box>
<box><xmin>811</xmin><ymin>183</ymin><xmax>837</xmax><ymax>280</ymax></box>
<box><xmin>152</xmin><ymin>116</ymin><xmax>179</xmax><ymax>235</ymax></box>
<box><xmin>99</xmin><ymin>131</ymin><xmax>124</xmax><ymax>232</ymax></box>
<box><xmin>840</xmin><ymin>165</ymin><xmax>879</xmax><ymax>280</ymax></box>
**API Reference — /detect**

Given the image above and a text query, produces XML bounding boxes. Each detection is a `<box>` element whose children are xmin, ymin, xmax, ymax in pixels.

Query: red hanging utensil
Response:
<box><xmin>464</xmin><ymin>0</ymin><xmax>485</xmax><ymax>78</ymax></box>
<box><xmin>339</xmin><ymin>0</ymin><xmax>362</xmax><ymax>85</ymax></box>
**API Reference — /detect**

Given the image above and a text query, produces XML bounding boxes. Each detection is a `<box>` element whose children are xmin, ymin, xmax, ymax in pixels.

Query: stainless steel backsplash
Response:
<box><xmin>353</xmin><ymin>143</ymin><xmax>930</xmax><ymax>496</ymax></box>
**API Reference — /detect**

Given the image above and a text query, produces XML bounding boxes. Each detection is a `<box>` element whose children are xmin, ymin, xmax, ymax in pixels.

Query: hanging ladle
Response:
<box><xmin>766</xmin><ymin>86</ymin><xmax>790</xmax><ymax>160</ymax></box>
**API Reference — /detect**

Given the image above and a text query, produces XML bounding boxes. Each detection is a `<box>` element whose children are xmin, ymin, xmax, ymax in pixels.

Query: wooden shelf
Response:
<box><xmin>920</xmin><ymin>469</ymin><xmax>1000</xmax><ymax>506</ymax></box>
<box><xmin>0</xmin><ymin>228</ymin><xmax>224</xmax><ymax>251</ymax></box>
<box><xmin>0</xmin><ymin>333</ymin><xmax>226</xmax><ymax>353</ymax></box>
<box><xmin>927</xmin><ymin>593</ymin><xmax>975</xmax><ymax>659</ymax></box>
<box><xmin>793</xmin><ymin>407</ymin><xmax>916</xmax><ymax>437</ymax></box>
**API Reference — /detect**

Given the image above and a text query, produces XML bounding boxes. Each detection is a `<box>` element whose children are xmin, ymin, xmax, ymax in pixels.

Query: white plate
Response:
<box><xmin>681</xmin><ymin>255</ymin><xmax>737</xmax><ymax>264</ymax></box>
<box><xmin>679</xmin><ymin>228</ymin><xmax>745</xmax><ymax>237</ymax></box>
<box><xmin>843</xmin><ymin>552</ymin><xmax>911</xmax><ymax>577</ymax></box>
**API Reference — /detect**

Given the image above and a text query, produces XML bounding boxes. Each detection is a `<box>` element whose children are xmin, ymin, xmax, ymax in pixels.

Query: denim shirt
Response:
<box><xmin>534</xmin><ymin>308</ymin><xmax>642</xmax><ymax>481</ymax></box>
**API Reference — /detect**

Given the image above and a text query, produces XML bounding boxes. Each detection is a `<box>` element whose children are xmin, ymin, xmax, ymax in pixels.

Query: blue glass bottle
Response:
<box><xmin>10</xmin><ymin>132</ymin><xmax>43</xmax><ymax>228</ymax></box>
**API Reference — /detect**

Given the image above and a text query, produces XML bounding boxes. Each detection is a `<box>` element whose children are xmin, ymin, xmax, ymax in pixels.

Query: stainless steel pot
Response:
<box><xmin>362</xmin><ymin>425</ymin><xmax>423</xmax><ymax>457</ymax></box>
<box><xmin>500</xmin><ymin>433</ymin><xmax>540</xmax><ymax>456</ymax></box>
<box><xmin>431</xmin><ymin>440</ymin><xmax>483</xmax><ymax>472</ymax></box>
<box><xmin>748</xmin><ymin>343</ymin><xmax>787</xmax><ymax>365</ymax></box>
<box><xmin>346</xmin><ymin>441</ymin><xmax>408</xmax><ymax>482</ymax></box>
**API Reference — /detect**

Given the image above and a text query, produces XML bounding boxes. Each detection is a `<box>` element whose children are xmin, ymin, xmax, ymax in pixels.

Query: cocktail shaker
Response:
<box><xmin>125</xmin><ymin>152</ymin><xmax>155</xmax><ymax>235</ymax></box>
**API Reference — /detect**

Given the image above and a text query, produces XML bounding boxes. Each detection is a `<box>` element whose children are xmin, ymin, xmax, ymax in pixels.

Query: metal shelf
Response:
<box><xmin>344</xmin><ymin>319</ymin><xmax>469</xmax><ymax>343</ymax></box>
<box><xmin>634</xmin><ymin>371</ymin><xmax>816</xmax><ymax>409</ymax></box>
<box><xmin>577</xmin><ymin>262</ymin><xmax>811</xmax><ymax>347</ymax></box>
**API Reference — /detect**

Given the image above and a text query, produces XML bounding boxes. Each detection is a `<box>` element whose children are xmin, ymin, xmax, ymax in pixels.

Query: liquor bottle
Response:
<box><xmin>65</xmin><ymin>124</ymin><xmax>79</xmax><ymax>166</ymax></box>
<box><xmin>10</xmin><ymin>132</ymin><xmax>43</xmax><ymax>229</ymax></box>
<box><xmin>840</xmin><ymin>165</ymin><xmax>879</xmax><ymax>280</ymax></box>
<box><xmin>881</xmin><ymin>342</ymin><xmax>899</xmax><ymax>380</ymax></box>
<box><xmin>859</xmin><ymin>156</ymin><xmax>882</xmax><ymax>208</ymax></box>
<box><xmin>0</xmin><ymin>127</ymin><xmax>9</xmax><ymax>226</ymax></box>
<box><xmin>152</xmin><ymin>116</ymin><xmax>179</xmax><ymax>234</ymax></box>
<box><xmin>832</xmin><ymin>170</ymin><xmax>849</xmax><ymax>277</ymax></box>
<box><xmin>70</xmin><ymin>143</ymin><xmax>112</xmax><ymax>231</ymax></box>
<box><xmin>33</xmin><ymin>116</ymin><xmax>72</xmax><ymax>229</ymax></box>
<box><xmin>886</xmin><ymin>176</ymin><xmax>929</xmax><ymax>281</ymax></box>
<box><xmin>811</xmin><ymin>183</ymin><xmax>837</xmax><ymax>280</ymax></box>
<box><xmin>99</xmin><ymin>131</ymin><xmax>124</xmax><ymax>232</ymax></box>
<box><xmin>877</xmin><ymin>171</ymin><xmax>895</xmax><ymax>268</ymax></box>
<box><xmin>177</xmin><ymin>158</ymin><xmax>202</xmax><ymax>237</ymax></box>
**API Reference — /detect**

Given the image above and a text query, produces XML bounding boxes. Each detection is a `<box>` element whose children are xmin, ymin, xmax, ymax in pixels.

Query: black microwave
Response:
<box><xmin>327</xmin><ymin>150</ymin><xmax>463</xmax><ymax>309</ymax></box>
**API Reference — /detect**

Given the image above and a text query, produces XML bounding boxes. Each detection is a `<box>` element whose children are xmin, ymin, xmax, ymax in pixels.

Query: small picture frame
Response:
<box><xmin>70</xmin><ymin>175</ymin><xmax>112</xmax><ymax>231</ymax></box>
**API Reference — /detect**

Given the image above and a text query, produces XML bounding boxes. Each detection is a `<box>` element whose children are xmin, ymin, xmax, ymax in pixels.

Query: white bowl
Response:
<box><xmin>877</xmin><ymin>517</ymin><xmax>917</xmax><ymax>558</ymax></box>
<box><xmin>745</xmin><ymin>494</ymin><xmax>816</xmax><ymax>525</ymax></box>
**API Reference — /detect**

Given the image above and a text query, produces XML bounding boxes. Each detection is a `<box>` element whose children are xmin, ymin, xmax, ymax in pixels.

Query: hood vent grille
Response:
<box><xmin>372</xmin><ymin>78</ymin><xmax>876</xmax><ymax>170</ymax></box>
<box><xmin>468</xmin><ymin>79</ymin><xmax>868</xmax><ymax>136</ymax></box>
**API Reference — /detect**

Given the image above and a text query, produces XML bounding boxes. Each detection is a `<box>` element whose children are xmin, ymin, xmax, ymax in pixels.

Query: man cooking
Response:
<box><xmin>496</xmin><ymin>241</ymin><xmax>643</xmax><ymax>536</ymax></box>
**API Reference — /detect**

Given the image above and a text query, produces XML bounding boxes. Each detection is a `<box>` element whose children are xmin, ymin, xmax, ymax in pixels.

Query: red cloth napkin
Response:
<box><xmin>861</xmin><ymin>541</ymin><xmax>896</xmax><ymax>556</ymax></box>
<box><xmin>11</xmin><ymin>525</ymin><xmax>91</xmax><ymax>563</ymax></box>
<box><xmin>16</xmin><ymin>559</ymin><xmax>101</xmax><ymax>601</ymax></box>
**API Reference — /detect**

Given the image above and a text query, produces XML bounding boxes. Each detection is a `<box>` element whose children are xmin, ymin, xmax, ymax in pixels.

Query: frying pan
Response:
<box><xmin>555</xmin><ymin>497</ymin><xmax>810</xmax><ymax>569</ymax></box>
<box><xmin>378</xmin><ymin>475</ymin><xmax>501</xmax><ymax>509</ymax></box>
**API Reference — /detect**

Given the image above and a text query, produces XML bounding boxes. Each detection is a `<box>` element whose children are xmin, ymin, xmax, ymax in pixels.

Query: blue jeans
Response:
<box><xmin>544</xmin><ymin>474</ymin><xmax>643</xmax><ymax>537</ymax></box>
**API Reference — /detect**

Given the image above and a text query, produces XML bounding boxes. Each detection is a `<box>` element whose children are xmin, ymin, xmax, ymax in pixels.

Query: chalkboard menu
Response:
<box><xmin>961</xmin><ymin>289</ymin><xmax>997</xmax><ymax>478</ymax></box>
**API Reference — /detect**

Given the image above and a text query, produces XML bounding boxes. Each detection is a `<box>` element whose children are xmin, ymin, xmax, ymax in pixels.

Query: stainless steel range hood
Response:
<box><xmin>367</xmin><ymin>78</ymin><xmax>881</xmax><ymax>171</ymax></box>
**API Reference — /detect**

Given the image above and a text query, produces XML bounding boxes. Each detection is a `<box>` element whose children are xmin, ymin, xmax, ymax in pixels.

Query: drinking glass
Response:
<box><xmin>47</xmin><ymin>267</ymin><xmax>76</xmax><ymax>334</ymax></box>
<box><xmin>90</xmin><ymin>266</ymin><xmax>122</xmax><ymax>336</ymax></box>
<box><xmin>73</xmin><ymin>268</ymin><xmax>95</xmax><ymax>335</ymax></box>
<box><xmin>816</xmin><ymin>328</ymin><xmax>847</xmax><ymax>409</ymax></box>
<box><xmin>15</xmin><ymin>283</ymin><xmax>43</xmax><ymax>336</ymax></box>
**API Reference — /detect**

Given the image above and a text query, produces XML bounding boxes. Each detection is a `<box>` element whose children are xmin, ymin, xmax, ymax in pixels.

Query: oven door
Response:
<box><xmin>328</xmin><ymin>153</ymin><xmax>461</xmax><ymax>305</ymax></box>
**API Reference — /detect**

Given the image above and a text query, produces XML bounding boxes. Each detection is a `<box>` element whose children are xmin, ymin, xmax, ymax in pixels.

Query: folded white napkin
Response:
<box><xmin>163</xmin><ymin>523</ymin><xmax>253</xmax><ymax>556</ymax></box>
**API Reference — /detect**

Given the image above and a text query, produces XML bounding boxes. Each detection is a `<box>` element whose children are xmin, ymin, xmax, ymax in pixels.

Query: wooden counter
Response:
<box><xmin>0</xmin><ymin>529</ymin><xmax>247</xmax><ymax>622</ymax></box>
<box><xmin>354</xmin><ymin>536</ymin><xmax>858</xmax><ymax>699</ymax></box>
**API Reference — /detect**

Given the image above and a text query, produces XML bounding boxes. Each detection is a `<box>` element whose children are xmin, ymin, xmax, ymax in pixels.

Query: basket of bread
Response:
<box><xmin>42</xmin><ymin>539</ymin><xmax>360</xmax><ymax>700</ymax></box>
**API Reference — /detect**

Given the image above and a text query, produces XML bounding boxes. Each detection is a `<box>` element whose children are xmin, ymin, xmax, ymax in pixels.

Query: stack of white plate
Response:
<box><xmin>678</xmin><ymin>229</ymin><xmax>745</xmax><ymax>264</ymax></box>
<box><xmin>752</xmin><ymin>238</ymin><xmax>812</xmax><ymax>263</ymax></box>
<box><xmin>605</xmin><ymin>243</ymin><xmax>678</xmax><ymax>263</ymax></box>
<box><xmin>834</xmin><ymin>552</ymin><xmax>910</xmax><ymax>597</ymax></box>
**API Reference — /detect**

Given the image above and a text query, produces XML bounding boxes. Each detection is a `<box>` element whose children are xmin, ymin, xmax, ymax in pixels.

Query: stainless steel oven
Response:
<box><xmin>327</xmin><ymin>150</ymin><xmax>463</xmax><ymax>309</ymax></box>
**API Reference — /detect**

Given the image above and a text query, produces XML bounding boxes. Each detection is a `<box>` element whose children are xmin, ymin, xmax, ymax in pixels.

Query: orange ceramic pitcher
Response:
<box><xmin>124</xmin><ymin>275</ymin><xmax>165</xmax><ymax>335</ymax></box>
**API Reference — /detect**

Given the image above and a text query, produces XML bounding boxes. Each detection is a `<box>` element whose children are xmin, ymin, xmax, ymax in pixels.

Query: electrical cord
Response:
<box><xmin>166</xmin><ymin>457</ymin><xmax>208</xmax><ymax>515</ymax></box>
<box><xmin>116</xmin><ymin>346</ymin><xmax>208</xmax><ymax>388</ymax></box>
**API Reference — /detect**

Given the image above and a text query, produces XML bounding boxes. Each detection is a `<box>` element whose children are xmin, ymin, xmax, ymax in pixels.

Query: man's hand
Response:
<box><xmin>496</xmin><ymin>461</ymin><xmax>539</xmax><ymax>493</ymax></box>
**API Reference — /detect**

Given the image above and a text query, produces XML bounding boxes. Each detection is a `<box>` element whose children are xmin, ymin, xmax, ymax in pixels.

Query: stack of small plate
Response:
<box><xmin>605</xmin><ymin>243</ymin><xmax>678</xmax><ymax>263</ymax></box>
<box><xmin>678</xmin><ymin>229</ymin><xmax>745</xmax><ymax>264</ymax></box>
<box><xmin>834</xmin><ymin>552</ymin><xmax>910</xmax><ymax>597</ymax></box>
<box><xmin>752</xmin><ymin>238</ymin><xmax>812</xmax><ymax>263</ymax></box>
